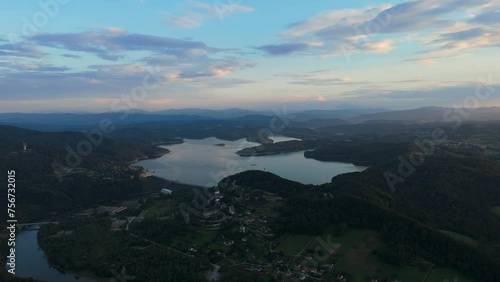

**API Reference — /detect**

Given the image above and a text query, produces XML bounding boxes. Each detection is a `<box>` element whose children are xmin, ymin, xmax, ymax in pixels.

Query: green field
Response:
<box><xmin>192</xmin><ymin>230</ymin><xmax>218</xmax><ymax>245</ymax></box>
<box><xmin>257</xmin><ymin>204</ymin><xmax>281</xmax><ymax>218</ymax></box>
<box><xmin>426</xmin><ymin>267</ymin><xmax>477</xmax><ymax>282</ymax></box>
<box><xmin>320</xmin><ymin>226</ymin><xmax>474</xmax><ymax>282</ymax></box>
<box><xmin>395</xmin><ymin>266</ymin><xmax>428</xmax><ymax>281</ymax></box>
<box><xmin>145</xmin><ymin>199</ymin><xmax>176</xmax><ymax>218</ymax></box>
<box><xmin>440</xmin><ymin>230</ymin><xmax>478</xmax><ymax>247</ymax></box>
<box><xmin>275</xmin><ymin>234</ymin><xmax>315</xmax><ymax>255</ymax></box>
<box><xmin>320</xmin><ymin>226</ymin><xmax>370</xmax><ymax>256</ymax></box>
<box><xmin>347</xmin><ymin>266</ymin><xmax>427</xmax><ymax>282</ymax></box>
<box><xmin>170</xmin><ymin>230</ymin><xmax>218</xmax><ymax>249</ymax></box>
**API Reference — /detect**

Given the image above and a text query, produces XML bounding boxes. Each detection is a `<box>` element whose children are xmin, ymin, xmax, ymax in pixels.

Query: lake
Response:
<box><xmin>136</xmin><ymin>136</ymin><xmax>366</xmax><ymax>186</ymax></box>
<box><xmin>7</xmin><ymin>136</ymin><xmax>365</xmax><ymax>282</ymax></box>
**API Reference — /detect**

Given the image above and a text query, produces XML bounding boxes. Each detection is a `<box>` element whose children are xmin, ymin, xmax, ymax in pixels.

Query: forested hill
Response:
<box><xmin>328</xmin><ymin>155</ymin><xmax>500</xmax><ymax>241</ymax></box>
<box><xmin>0</xmin><ymin>125</ymin><xmax>168</xmax><ymax>163</ymax></box>
<box><xmin>223</xmin><ymin>154</ymin><xmax>500</xmax><ymax>281</ymax></box>
<box><xmin>0</xmin><ymin>125</ymin><xmax>168</xmax><ymax>222</ymax></box>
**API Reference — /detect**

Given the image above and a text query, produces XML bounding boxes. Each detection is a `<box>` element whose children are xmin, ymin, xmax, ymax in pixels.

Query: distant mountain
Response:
<box><xmin>0</xmin><ymin>113</ymin><xmax>212</xmax><ymax>131</ymax></box>
<box><xmin>152</xmin><ymin>108</ymin><xmax>266</xmax><ymax>119</ymax></box>
<box><xmin>292</xmin><ymin>118</ymin><xmax>349</xmax><ymax>128</ymax></box>
<box><xmin>2</xmin><ymin>107</ymin><xmax>499</xmax><ymax>132</ymax></box>
<box><xmin>351</xmin><ymin>107</ymin><xmax>500</xmax><ymax>123</ymax></box>
<box><xmin>292</xmin><ymin>108</ymin><xmax>386</xmax><ymax>121</ymax></box>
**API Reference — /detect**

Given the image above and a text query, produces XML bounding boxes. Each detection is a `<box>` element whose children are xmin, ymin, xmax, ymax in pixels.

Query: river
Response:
<box><xmin>6</xmin><ymin>226</ymin><xmax>95</xmax><ymax>282</ymax></box>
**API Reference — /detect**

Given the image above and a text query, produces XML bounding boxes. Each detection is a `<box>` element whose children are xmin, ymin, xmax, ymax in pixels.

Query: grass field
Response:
<box><xmin>426</xmin><ymin>267</ymin><xmax>477</xmax><ymax>282</ymax></box>
<box><xmin>192</xmin><ymin>230</ymin><xmax>218</xmax><ymax>245</ymax></box>
<box><xmin>275</xmin><ymin>234</ymin><xmax>315</xmax><ymax>255</ymax></box>
<box><xmin>320</xmin><ymin>226</ymin><xmax>474</xmax><ymax>282</ymax></box>
<box><xmin>440</xmin><ymin>230</ymin><xmax>478</xmax><ymax>247</ymax></box>
<box><xmin>395</xmin><ymin>266</ymin><xmax>428</xmax><ymax>281</ymax></box>
<box><xmin>145</xmin><ymin>199</ymin><xmax>175</xmax><ymax>218</ymax></box>
<box><xmin>171</xmin><ymin>230</ymin><xmax>218</xmax><ymax>249</ymax></box>
<box><xmin>257</xmin><ymin>204</ymin><xmax>280</xmax><ymax>218</ymax></box>
<box><xmin>320</xmin><ymin>226</ymin><xmax>369</xmax><ymax>256</ymax></box>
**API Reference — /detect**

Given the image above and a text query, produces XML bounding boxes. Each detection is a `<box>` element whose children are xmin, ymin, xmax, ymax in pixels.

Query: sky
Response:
<box><xmin>0</xmin><ymin>0</ymin><xmax>499</xmax><ymax>113</ymax></box>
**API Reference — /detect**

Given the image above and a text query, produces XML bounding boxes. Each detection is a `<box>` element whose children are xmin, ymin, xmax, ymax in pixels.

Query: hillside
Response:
<box><xmin>350</xmin><ymin>107</ymin><xmax>500</xmax><ymax>123</ymax></box>
<box><xmin>224</xmin><ymin>163</ymin><xmax>500</xmax><ymax>281</ymax></box>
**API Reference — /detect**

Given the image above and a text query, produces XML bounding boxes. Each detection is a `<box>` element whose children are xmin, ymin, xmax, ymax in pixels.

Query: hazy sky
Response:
<box><xmin>1</xmin><ymin>0</ymin><xmax>499</xmax><ymax>112</ymax></box>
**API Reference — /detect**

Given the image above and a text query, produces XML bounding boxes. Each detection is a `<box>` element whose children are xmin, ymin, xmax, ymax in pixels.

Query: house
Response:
<box><xmin>272</xmin><ymin>268</ymin><xmax>280</xmax><ymax>279</ymax></box>
<box><xmin>202</xmin><ymin>209</ymin><xmax>218</xmax><ymax>218</ymax></box>
<box><xmin>160</xmin><ymin>188</ymin><xmax>172</xmax><ymax>195</ymax></box>
<box><xmin>229</xmin><ymin>205</ymin><xmax>235</xmax><ymax>215</ymax></box>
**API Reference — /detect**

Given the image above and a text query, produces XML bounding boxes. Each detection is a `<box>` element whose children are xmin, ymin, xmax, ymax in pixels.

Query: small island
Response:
<box><xmin>237</xmin><ymin>140</ymin><xmax>306</xmax><ymax>156</ymax></box>
<box><xmin>152</xmin><ymin>138</ymin><xmax>184</xmax><ymax>146</ymax></box>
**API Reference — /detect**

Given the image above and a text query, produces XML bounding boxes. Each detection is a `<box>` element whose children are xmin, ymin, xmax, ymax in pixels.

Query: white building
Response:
<box><xmin>161</xmin><ymin>188</ymin><xmax>172</xmax><ymax>195</ymax></box>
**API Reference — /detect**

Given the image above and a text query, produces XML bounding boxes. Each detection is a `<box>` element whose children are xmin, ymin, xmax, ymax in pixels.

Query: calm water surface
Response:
<box><xmin>8</xmin><ymin>136</ymin><xmax>365</xmax><ymax>282</ymax></box>
<box><xmin>136</xmin><ymin>137</ymin><xmax>366</xmax><ymax>186</ymax></box>
<box><xmin>7</xmin><ymin>227</ymin><xmax>94</xmax><ymax>282</ymax></box>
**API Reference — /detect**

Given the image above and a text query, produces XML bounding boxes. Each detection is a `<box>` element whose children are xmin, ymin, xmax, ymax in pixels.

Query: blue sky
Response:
<box><xmin>0</xmin><ymin>0</ymin><xmax>499</xmax><ymax>112</ymax></box>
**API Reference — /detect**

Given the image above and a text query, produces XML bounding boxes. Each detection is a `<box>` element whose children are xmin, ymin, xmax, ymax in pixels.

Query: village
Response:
<box><xmin>129</xmin><ymin>180</ymin><xmax>346</xmax><ymax>281</ymax></box>
<box><xmin>66</xmin><ymin>177</ymin><xmax>347</xmax><ymax>281</ymax></box>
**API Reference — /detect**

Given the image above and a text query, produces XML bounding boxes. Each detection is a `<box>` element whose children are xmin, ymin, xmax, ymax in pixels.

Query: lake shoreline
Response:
<box><xmin>135</xmin><ymin>136</ymin><xmax>367</xmax><ymax>186</ymax></box>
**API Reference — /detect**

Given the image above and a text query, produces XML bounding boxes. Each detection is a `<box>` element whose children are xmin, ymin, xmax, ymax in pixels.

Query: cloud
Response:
<box><xmin>283</xmin><ymin>7</ymin><xmax>382</xmax><ymax>38</ymax></box>
<box><xmin>0</xmin><ymin>60</ymin><xmax>70</xmax><ymax>72</ymax></box>
<box><xmin>437</xmin><ymin>27</ymin><xmax>486</xmax><ymax>41</ymax></box>
<box><xmin>316</xmin><ymin>95</ymin><xmax>326</xmax><ymax>102</ymax></box>
<box><xmin>163</xmin><ymin>1</ymin><xmax>253</xmax><ymax>29</ymax></box>
<box><xmin>470</xmin><ymin>11</ymin><xmax>500</xmax><ymax>25</ymax></box>
<box><xmin>0</xmin><ymin>57</ymin><xmax>255</xmax><ymax>101</ymax></box>
<box><xmin>264</xmin><ymin>0</ymin><xmax>498</xmax><ymax>60</ymax></box>
<box><xmin>163</xmin><ymin>14</ymin><xmax>202</xmax><ymax>29</ymax></box>
<box><xmin>360</xmin><ymin>39</ymin><xmax>395</xmax><ymax>53</ymax></box>
<box><xmin>255</xmin><ymin>43</ymin><xmax>309</xmax><ymax>56</ymax></box>
<box><xmin>403</xmin><ymin>53</ymin><xmax>470</xmax><ymax>65</ymax></box>
<box><xmin>289</xmin><ymin>77</ymin><xmax>356</xmax><ymax>86</ymax></box>
<box><xmin>61</xmin><ymin>54</ymin><xmax>81</xmax><ymax>59</ymax></box>
<box><xmin>89</xmin><ymin>63</ymin><xmax>147</xmax><ymax>74</ymax></box>
<box><xmin>0</xmin><ymin>42</ymin><xmax>45</xmax><ymax>58</ymax></box>
<box><xmin>276</xmin><ymin>71</ymin><xmax>358</xmax><ymax>86</ymax></box>
<box><xmin>175</xmin><ymin>59</ymin><xmax>255</xmax><ymax>79</ymax></box>
<box><xmin>422</xmin><ymin>26</ymin><xmax>500</xmax><ymax>54</ymax></box>
<box><xmin>27</xmin><ymin>29</ymin><xmax>216</xmax><ymax>60</ymax></box>
<box><xmin>0</xmin><ymin>26</ymin><xmax>256</xmax><ymax>104</ymax></box>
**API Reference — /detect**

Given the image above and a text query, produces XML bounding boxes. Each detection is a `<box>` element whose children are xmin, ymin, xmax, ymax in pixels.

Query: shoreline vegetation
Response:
<box><xmin>236</xmin><ymin>140</ymin><xmax>308</xmax><ymax>156</ymax></box>
<box><xmin>127</xmin><ymin>138</ymin><xmax>185</xmax><ymax>164</ymax></box>
<box><xmin>126</xmin><ymin>149</ymin><xmax>169</xmax><ymax>164</ymax></box>
<box><xmin>152</xmin><ymin>138</ymin><xmax>184</xmax><ymax>146</ymax></box>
